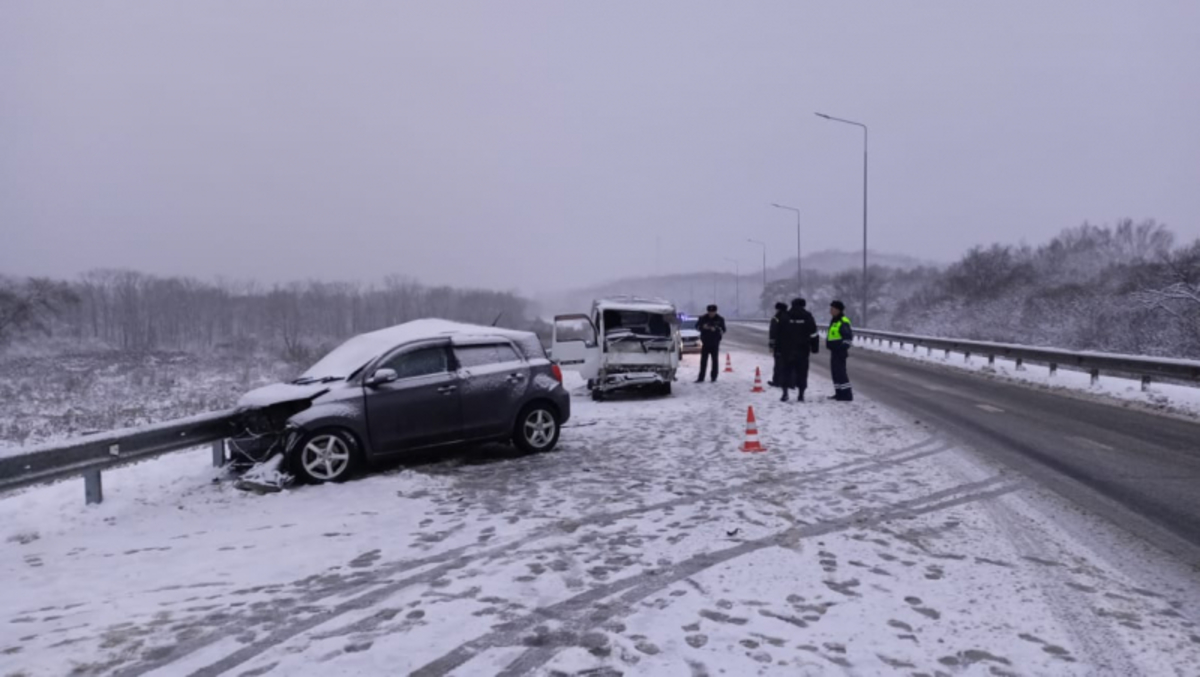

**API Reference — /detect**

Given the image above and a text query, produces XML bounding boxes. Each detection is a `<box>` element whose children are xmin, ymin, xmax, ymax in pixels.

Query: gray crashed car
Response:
<box><xmin>230</xmin><ymin>319</ymin><xmax>571</xmax><ymax>485</ymax></box>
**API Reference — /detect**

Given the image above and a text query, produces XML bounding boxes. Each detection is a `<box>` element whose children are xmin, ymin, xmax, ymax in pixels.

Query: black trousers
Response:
<box><xmin>831</xmin><ymin>347</ymin><xmax>853</xmax><ymax>400</ymax></box>
<box><xmin>698</xmin><ymin>345</ymin><xmax>720</xmax><ymax>381</ymax></box>
<box><xmin>781</xmin><ymin>353</ymin><xmax>810</xmax><ymax>393</ymax></box>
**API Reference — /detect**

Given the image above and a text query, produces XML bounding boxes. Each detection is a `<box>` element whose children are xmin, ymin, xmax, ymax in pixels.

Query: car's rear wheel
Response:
<box><xmin>292</xmin><ymin>429</ymin><xmax>359</xmax><ymax>484</ymax></box>
<box><xmin>514</xmin><ymin>403</ymin><xmax>560</xmax><ymax>453</ymax></box>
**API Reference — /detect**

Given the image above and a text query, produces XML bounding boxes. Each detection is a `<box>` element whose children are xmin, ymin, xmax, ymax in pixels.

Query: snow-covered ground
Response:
<box><xmin>3</xmin><ymin>351</ymin><xmax>1199</xmax><ymax>676</ymax></box>
<box><xmin>0</xmin><ymin>350</ymin><xmax>290</xmax><ymax>449</ymax></box>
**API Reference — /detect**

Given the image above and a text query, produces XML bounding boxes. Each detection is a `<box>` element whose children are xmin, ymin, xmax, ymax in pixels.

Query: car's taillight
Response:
<box><xmin>551</xmin><ymin>364</ymin><xmax>563</xmax><ymax>383</ymax></box>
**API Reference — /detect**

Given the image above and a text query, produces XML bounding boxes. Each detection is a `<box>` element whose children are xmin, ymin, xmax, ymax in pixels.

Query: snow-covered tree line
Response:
<box><xmin>0</xmin><ymin>272</ymin><xmax>533</xmax><ymax>361</ymax></box>
<box><xmin>861</xmin><ymin>220</ymin><xmax>1198</xmax><ymax>358</ymax></box>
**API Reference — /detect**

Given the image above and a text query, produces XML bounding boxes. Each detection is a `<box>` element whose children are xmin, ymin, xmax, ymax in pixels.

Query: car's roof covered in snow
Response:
<box><xmin>592</xmin><ymin>296</ymin><xmax>677</xmax><ymax>314</ymax></box>
<box><xmin>301</xmin><ymin>319</ymin><xmax>536</xmax><ymax>379</ymax></box>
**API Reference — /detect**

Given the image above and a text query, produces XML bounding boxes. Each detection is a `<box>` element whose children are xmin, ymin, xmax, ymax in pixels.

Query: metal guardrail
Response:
<box><xmin>741</xmin><ymin>320</ymin><xmax>1200</xmax><ymax>389</ymax></box>
<box><xmin>0</xmin><ymin>410</ymin><xmax>238</xmax><ymax>504</ymax></box>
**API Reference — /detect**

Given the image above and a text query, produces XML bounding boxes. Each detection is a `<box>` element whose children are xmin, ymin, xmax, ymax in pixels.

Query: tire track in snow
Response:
<box><xmin>147</xmin><ymin>437</ymin><xmax>949</xmax><ymax>677</ymax></box>
<box><xmin>959</xmin><ymin>481</ymin><xmax>1143</xmax><ymax>675</ymax></box>
<box><xmin>411</xmin><ymin>475</ymin><xmax>1021</xmax><ymax>676</ymax></box>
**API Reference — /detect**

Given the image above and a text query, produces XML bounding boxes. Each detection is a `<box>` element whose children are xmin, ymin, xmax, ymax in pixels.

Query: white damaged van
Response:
<box><xmin>551</xmin><ymin>296</ymin><xmax>681</xmax><ymax>400</ymax></box>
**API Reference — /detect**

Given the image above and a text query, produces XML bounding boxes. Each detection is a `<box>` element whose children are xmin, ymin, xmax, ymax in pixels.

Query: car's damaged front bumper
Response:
<box><xmin>594</xmin><ymin>368</ymin><xmax>673</xmax><ymax>392</ymax></box>
<box><xmin>226</xmin><ymin>389</ymin><xmax>328</xmax><ymax>491</ymax></box>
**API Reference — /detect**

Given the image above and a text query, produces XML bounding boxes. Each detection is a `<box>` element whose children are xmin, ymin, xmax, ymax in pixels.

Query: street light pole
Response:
<box><xmin>770</xmin><ymin>203</ymin><xmax>802</xmax><ymax>295</ymax></box>
<box><xmin>815</xmin><ymin>112</ymin><xmax>869</xmax><ymax>327</ymax></box>
<box><xmin>723</xmin><ymin>257</ymin><xmax>740</xmax><ymax>318</ymax></box>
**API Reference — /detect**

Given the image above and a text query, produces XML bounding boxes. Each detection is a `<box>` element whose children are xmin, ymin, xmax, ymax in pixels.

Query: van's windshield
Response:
<box><xmin>602</xmin><ymin>309</ymin><xmax>675</xmax><ymax>338</ymax></box>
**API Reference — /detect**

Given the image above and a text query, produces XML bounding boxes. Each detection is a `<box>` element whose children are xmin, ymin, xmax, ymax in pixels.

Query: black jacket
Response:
<box><xmin>696</xmin><ymin>313</ymin><xmax>726</xmax><ymax>347</ymax></box>
<box><xmin>780</xmin><ymin>306</ymin><xmax>819</xmax><ymax>357</ymax></box>
<box><xmin>768</xmin><ymin>309</ymin><xmax>789</xmax><ymax>353</ymax></box>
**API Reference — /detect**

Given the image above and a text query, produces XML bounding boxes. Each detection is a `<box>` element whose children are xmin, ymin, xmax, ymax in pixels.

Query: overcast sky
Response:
<box><xmin>2</xmin><ymin>1</ymin><xmax>1198</xmax><ymax>293</ymax></box>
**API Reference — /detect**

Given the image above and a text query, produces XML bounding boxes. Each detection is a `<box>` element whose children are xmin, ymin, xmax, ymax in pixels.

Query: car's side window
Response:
<box><xmin>381</xmin><ymin>345</ymin><xmax>449</xmax><ymax>380</ymax></box>
<box><xmin>454</xmin><ymin>343</ymin><xmax>521</xmax><ymax>369</ymax></box>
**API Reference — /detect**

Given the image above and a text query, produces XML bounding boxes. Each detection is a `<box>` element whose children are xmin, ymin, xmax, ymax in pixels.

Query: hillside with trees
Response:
<box><xmin>779</xmin><ymin>219</ymin><xmax>1198</xmax><ymax>359</ymax></box>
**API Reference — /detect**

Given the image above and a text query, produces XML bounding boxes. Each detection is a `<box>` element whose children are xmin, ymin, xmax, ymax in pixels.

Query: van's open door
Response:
<box><xmin>551</xmin><ymin>314</ymin><xmax>600</xmax><ymax>380</ymax></box>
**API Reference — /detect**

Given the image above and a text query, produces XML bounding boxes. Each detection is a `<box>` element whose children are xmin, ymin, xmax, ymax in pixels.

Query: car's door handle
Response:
<box><xmin>437</xmin><ymin>385</ymin><xmax>458</xmax><ymax>394</ymax></box>
<box><xmin>506</xmin><ymin>373</ymin><xmax>526</xmax><ymax>382</ymax></box>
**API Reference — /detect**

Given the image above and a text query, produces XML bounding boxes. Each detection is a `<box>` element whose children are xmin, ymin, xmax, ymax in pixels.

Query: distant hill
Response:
<box><xmin>769</xmin><ymin>249</ymin><xmax>933</xmax><ymax>278</ymax></box>
<box><xmin>538</xmin><ymin>250</ymin><xmax>938</xmax><ymax>319</ymax></box>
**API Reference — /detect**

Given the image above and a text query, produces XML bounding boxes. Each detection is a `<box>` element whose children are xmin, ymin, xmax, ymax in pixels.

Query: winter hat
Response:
<box><xmin>830</xmin><ymin>300</ymin><xmax>846</xmax><ymax>311</ymax></box>
<box><xmin>774</xmin><ymin>302</ymin><xmax>788</xmax><ymax>312</ymax></box>
<box><xmin>791</xmin><ymin>298</ymin><xmax>807</xmax><ymax>308</ymax></box>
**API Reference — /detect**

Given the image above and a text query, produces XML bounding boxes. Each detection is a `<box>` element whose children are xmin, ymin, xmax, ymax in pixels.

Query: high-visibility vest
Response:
<box><xmin>828</xmin><ymin>316</ymin><xmax>851</xmax><ymax>341</ymax></box>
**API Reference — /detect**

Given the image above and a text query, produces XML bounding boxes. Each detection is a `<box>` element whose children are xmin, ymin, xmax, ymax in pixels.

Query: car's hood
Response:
<box><xmin>237</xmin><ymin>383</ymin><xmax>332</xmax><ymax>409</ymax></box>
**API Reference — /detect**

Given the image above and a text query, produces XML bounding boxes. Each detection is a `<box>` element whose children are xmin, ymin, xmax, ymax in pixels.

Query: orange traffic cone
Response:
<box><xmin>724</xmin><ymin>354</ymin><xmax>734</xmax><ymax>373</ymax></box>
<box><xmin>740</xmin><ymin>406</ymin><xmax>767</xmax><ymax>453</ymax></box>
<box><xmin>751</xmin><ymin>367</ymin><xmax>765</xmax><ymax>393</ymax></box>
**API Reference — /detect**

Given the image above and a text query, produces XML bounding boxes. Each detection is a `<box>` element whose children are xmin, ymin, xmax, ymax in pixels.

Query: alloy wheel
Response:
<box><xmin>301</xmin><ymin>434</ymin><xmax>351</xmax><ymax>481</ymax></box>
<box><xmin>523</xmin><ymin>409</ymin><xmax>557</xmax><ymax>449</ymax></box>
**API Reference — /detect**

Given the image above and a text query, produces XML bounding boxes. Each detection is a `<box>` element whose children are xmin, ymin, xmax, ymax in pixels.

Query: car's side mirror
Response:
<box><xmin>365</xmin><ymin>368</ymin><xmax>398</xmax><ymax>387</ymax></box>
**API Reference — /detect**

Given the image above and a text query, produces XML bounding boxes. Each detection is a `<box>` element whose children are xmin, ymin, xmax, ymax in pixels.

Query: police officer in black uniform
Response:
<box><xmin>694</xmin><ymin>304</ymin><xmax>727</xmax><ymax>383</ymax></box>
<box><xmin>766</xmin><ymin>302</ymin><xmax>788</xmax><ymax>387</ymax></box>
<box><xmin>779</xmin><ymin>298</ymin><xmax>819</xmax><ymax>402</ymax></box>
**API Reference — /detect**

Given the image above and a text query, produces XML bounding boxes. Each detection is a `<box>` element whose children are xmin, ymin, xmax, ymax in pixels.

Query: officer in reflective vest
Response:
<box><xmin>827</xmin><ymin>300</ymin><xmax>854</xmax><ymax>401</ymax></box>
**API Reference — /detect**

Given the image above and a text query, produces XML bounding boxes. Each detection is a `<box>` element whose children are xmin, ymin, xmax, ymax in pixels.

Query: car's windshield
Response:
<box><xmin>299</xmin><ymin>333</ymin><xmax>398</xmax><ymax>381</ymax></box>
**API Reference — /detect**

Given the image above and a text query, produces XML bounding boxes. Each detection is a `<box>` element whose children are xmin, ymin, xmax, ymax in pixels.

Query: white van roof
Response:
<box><xmin>593</xmin><ymin>296</ymin><xmax>677</xmax><ymax>314</ymax></box>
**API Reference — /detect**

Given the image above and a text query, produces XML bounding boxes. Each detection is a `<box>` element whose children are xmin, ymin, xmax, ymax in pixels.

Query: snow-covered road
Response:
<box><xmin>3</xmin><ymin>351</ymin><xmax>1199</xmax><ymax>676</ymax></box>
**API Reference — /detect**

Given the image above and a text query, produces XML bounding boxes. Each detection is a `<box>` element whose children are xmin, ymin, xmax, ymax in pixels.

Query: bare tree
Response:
<box><xmin>0</xmin><ymin>277</ymin><xmax>80</xmax><ymax>346</ymax></box>
<box><xmin>1136</xmin><ymin>242</ymin><xmax>1200</xmax><ymax>352</ymax></box>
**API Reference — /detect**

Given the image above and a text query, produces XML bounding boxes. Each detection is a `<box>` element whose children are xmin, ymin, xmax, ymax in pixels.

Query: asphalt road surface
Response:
<box><xmin>726</xmin><ymin>324</ymin><xmax>1200</xmax><ymax>568</ymax></box>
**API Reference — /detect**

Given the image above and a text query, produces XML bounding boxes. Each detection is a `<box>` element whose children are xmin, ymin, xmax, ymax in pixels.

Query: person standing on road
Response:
<box><xmin>827</xmin><ymin>300</ymin><xmax>854</xmax><ymax>401</ymax></box>
<box><xmin>779</xmin><ymin>298</ymin><xmax>819</xmax><ymax>402</ymax></box>
<box><xmin>695</xmin><ymin>304</ymin><xmax>727</xmax><ymax>383</ymax></box>
<box><xmin>767</xmin><ymin>302</ymin><xmax>788</xmax><ymax>387</ymax></box>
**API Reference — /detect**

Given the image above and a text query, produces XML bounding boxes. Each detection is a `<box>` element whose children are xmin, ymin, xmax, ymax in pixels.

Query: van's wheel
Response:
<box><xmin>291</xmin><ymin>429</ymin><xmax>360</xmax><ymax>484</ymax></box>
<box><xmin>591</xmin><ymin>389</ymin><xmax>605</xmax><ymax>402</ymax></box>
<box><xmin>660</xmin><ymin>382</ymin><xmax>672</xmax><ymax>396</ymax></box>
<box><xmin>514</xmin><ymin>403</ymin><xmax>561</xmax><ymax>453</ymax></box>
<box><xmin>586</xmin><ymin>379</ymin><xmax>595</xmax><ymax>391</ymax></box>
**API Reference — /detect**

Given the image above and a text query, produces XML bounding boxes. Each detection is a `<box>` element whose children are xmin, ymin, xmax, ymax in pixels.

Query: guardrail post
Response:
<box><xmin>1089</xmin><ymin>369</ymin><xmax>1100</xmax><ymax>387</ymax></box>
<box><xmin>944</xmin><ymin>349</ymin><xmax>950</xmax><ymax>359</ymax></box>
<box><xmin>1141</xmin><ymin>375</ymin><xmax>1151</xmax><ymax>392</ymax></box>
<box><xmin>964</xmin><ymin>351</ymin><xmax>971</xmax><ymax>363</ymax></box>
<box><xmin>211</xmin><ymin>439</ymin><xmax>226</xmax><ymax>468</ymax></box>
<box><xmin>988</xmin><ymin>355</ymin><xmax>995</xmax><ymax>367</ymax></box>
<box><xmin>84</xmin><ymin>470</ymin><xmax>103</xmax><ymax>505</ymax></box>
<box><xmin>1015</xmin><ymin>357</ymin><xmax>1024</xmax><ymax>371</ymax></box>
<box><xmin>1049</xmin><ymin>363</ymin><xmax>1058</xmax><ymax>377</ymax></box>
<box><xmin>927</xmin><ymin>346</ymin><xmax>932</xmax><ymax>356</ymax></box>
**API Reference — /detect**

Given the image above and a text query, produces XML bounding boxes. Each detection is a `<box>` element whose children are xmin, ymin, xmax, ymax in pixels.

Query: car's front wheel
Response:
<box><xmin>292</xmin><ymin>429</ymin><xmax>360</xmax><ymax>484</ymax></box>
<box><xmin>513</xmin><ymin>404</ymin><xmax>561</xmax><ymax>453</ymax></box>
